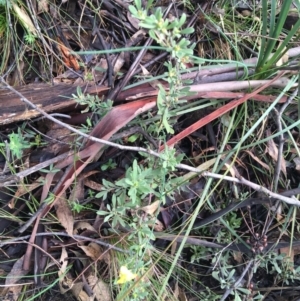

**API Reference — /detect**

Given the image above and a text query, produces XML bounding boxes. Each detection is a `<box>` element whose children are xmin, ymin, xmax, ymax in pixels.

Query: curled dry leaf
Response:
<box><xmin>73</xmin><ymin>222</ymin><xmax>97</xmax><ymax>235</ymax></box>
<box><xmin>79</xmin><ymin>242</ymin><xmax>101</xmax><ymax>261</ymax></box>
<box><xmin>79</xmin><ymin>243</ymin><xmax>110</xmax><ymax>264</ymax></box>
<box><xmin>140</xmin><ymin>200</ymin><xmax>160</xmax><ymax>216</ymax></box>
<box><xmin>57</xmin><ymin>37</ymin><xmax>80</xmax><ymax>70</ymax></box>
<box><xmin>244</xmin><ymin>150</ymin><xmax>270</xmax><ymax>171</ymax></box>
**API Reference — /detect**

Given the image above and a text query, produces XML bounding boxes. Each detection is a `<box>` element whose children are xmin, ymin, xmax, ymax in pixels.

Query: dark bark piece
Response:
<box><xmin>284</xmin><ymin>12</ymin><xmax>299</xmax><ymax>30</ymax></box>
<box><xmin>0</xmin><ymin>83</ymin><xmax>109</xmax><ymax>125</ymax></box>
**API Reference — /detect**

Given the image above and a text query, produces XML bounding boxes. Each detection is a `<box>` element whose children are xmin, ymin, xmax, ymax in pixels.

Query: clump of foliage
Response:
<box><xmin>130</xmin><ymin>0</ymin><xmax>195</xmax><ymax>134</ymax></box>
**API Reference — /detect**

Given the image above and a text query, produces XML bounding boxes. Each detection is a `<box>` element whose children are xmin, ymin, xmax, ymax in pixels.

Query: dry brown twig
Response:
<box><xmin>0</xmin><ymin>77</ymin><xmax>299</xmax><ymax>208</ymax></box>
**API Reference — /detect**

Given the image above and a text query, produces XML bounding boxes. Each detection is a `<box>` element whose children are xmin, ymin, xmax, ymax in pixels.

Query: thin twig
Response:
<box><xmin>0</xmin><ymin>77</ymin><xmax>159</xmax><ymax>155</ymax></box>
<box><xmin>0</xmin><ymin>232</ymin><xmax>130</xmax><ymax>254</ymax></box>
<box><xmin>220</xmin><ymin>259</ymin><xmax>254</xmax><ymax>301</ymax></box>
<box><xmin>32</xmin><ymin>113</ymin><xmax>71</xmax><ymax>122</ymax></box>
<box><xmin>0</xmin><ymin>78</ymin><xmax>299</xmax><ymax>208</ymax></box>
<box><xmin>0</xmin><ymin>151</ymin><xmax>74</xmax><ymax>186</ymax></box>
<box><xmin>1</xmin><ymin>140</ymin><xmax>10</xmax><ymax>175</ymax></box>
<box><xmin>85</xmin><ymin>13</ymin><xmax>114</xmax><ymax>87</ymax></box>
<box><xmin>131</xmin><ymin>52</ymin><xmax>168</xmax><ymax>78</ymax></box>
<box><xmin>17</xmin><ymin>203</ymin><xmax>48</xmax><ymax>234</ymax></box>
<box><xmin>177</xmin><ymin>167</ymin><xmax>300</xmax><ymax>206</ymax></box>
<box><xmin>107</xmin><ymin>37</ymin><xmax>153</xmax><ymax>100</ymax></box>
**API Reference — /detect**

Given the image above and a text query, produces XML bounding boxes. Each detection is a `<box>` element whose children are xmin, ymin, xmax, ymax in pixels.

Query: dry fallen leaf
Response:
<box><xmin>90</xmin><ymin>277</ymin><xmax>112</xmax><ymax>301</ymax></box>
<box><xmin>84</xmin><ymin>178</ymin><xmax>103</xmax><ymax>191</ymax></box>
<box><xmin>70</xmin><ymin>281</ymin><xmax>85</xmax><ymax>300</ymax></box>
<box><xmin>233</xmin><ymin>251</ymin><xmax>243</xmax><ymax>264</ymax></box>
<box><xmin>0</xmin><ymin>255</ymin><xmax>28</xmax><ymax>301</ymax></box>
<box><xmin>127</xmin><ymin>10</ymin><xmax>140</xmax><ymax>30</ymax></box>
<box><xmin>77</xmin><ymin>290</ymin><xmax>91</xmax><ymax>301</ymax></box>
<box><xmin>78</xmin><ymin>243</ymin><xmax>110</xmax><ymax>264</ymax></box>
<box><xmin>12</xmin><ymin>3</ymin><xmax>36</xmax><ymax>35</ymax></box>
<box><xmin>57</xmin><ymin>37</ymin><xmax>80</xmax><ymax>70</ymax></box>
<box><xmin>93</xmin><ymin>280</ymin><xmax>111</xmax><ymax>301</ymax></box>
<box><xmin>174</xmin><ymin>280</ymin><xmax>187</xmax><ymax>301</ymax></box>
<box><xmin>140</xmin><ymin>65</ymin><xmax>160</xmax><ymax>89</ymax></box>
<box><xmin>74</xmin><ymin>222</ymin><xmax>97</xmax><ymax>235</ymax></box>
<box><xmin>223</xmin><ymin>159</ymin><xmax>240</xmax><ymax>198</ymax></box>
<box><xmin>69</xmin><ymin>176</ymin><xmax>84</xmax><ymax>204</ymax></box>
<box><xmin>58</xmin><ymin>247</ymin><xmax>72</xmax><ymax>294</ymax></box>
<box><xmin>37</xmin><ymin>0</ymin><xmax>48</xmax><ymax>13</ymax></box>
<box><xmin>182</xmin><ymin>158</ymin><xmax>217</xmax><ymax>181</ymax></box>
<box><xmin>266</xmin><ymin>129</ymin><xmax>286</xmax><ymax>176</ymax></box>
<box><xmin>244</xmin><ymin>150</ymin><xmax>270</xmax><ymax>171</ymax></box>
<box><xmin>55</xmin><ymin>194</ymin><xmax>74</xmax><ymax>236</ymax></box>
<box><xmin>141</xmin><ymin>200</ymin><xmax>160</xmax><ymax>216</ymax></box>
<box><xmin>79</xmin><ymin>242</ymin><xmax>101</xmax><ymax>261</ymax></box>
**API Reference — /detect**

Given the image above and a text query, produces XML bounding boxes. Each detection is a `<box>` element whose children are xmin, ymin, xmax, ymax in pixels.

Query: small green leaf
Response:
<box><xmin>236</xmin><ymin>287</ymin><xmax>251</xmax><ymax>294</ymax></box>
<box><xmin>234</xmin><ymin>292</ymin><xmax>242</xmax><ymax>301</ymax></box>
<box><xmin>129</xmin><ymin>5</ymin><xmax>138</xmax><ymax>16</ymax></box>
<box><xmin>178</xmin><ymin>13</ymin><xmax>186</xmax><ymax>27</ymax></box>
<box><xmin>127</xmin><ymin>134</ymin><xmax>140</xmax><ymax>143</ymax></box>
<box><xmin>180</xmin><ymin>27</ymin><xmax>194</xmax><ymax>35</ymax></box>
<box><xmin>97</xmin><ymin>210</ymin><xmax>108</xmax><ymax>216</ymax></box>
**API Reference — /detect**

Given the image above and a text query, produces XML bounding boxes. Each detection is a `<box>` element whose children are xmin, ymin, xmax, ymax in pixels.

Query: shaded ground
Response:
<box><xmin>0</xmin><ymin>1</ymin><xmax>300</xmax><ymax>300</ymax></box>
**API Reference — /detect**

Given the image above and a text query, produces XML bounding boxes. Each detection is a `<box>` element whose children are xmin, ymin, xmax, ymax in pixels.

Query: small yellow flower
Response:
<box><xmin>117</xmin><ymin>266</ymin><xmax>137</xmax><ymax>284</ymax></box>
